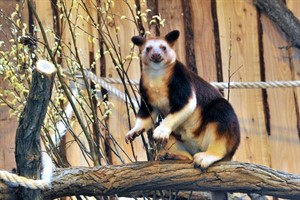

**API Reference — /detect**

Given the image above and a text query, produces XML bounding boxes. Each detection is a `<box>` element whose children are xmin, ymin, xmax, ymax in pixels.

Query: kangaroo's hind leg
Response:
<box><xmin>193</xmin><ymin>123</ymin><xmax>229</xmax><ymax>169</ymax></box>
<box><xmin>193</xmin><ymin>123</ymin><xmax>235</xmax><ymax>200</ymax></box>
<box><xmin>193</xmin><ymin>98</ymin><xmax>240</xmax><ymax>169</ymax></box>
<box><xmin>157</xmin><ymin>134</ymin><xmax>193</xmax><ymax>161</ymax></box>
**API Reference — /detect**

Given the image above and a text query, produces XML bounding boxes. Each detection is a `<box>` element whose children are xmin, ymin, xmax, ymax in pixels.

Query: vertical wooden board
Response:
<box><xmin>158</xmin><ymin>0</ymin><xmax>186</xmax><ymax>65</ymax></box>
<box><xmin>62</xmin><ymin>1</ymin><xmax>93</xmax><ymax>167</ymax></box>
<box><xmin>35</xmin><ymin>0</ymin><xmax>56</xmax><ymax>51</ymax></box>
<box><xmin>87</xmin><ymin>0</ymin><xmax>110</xmax><ymax>165</ymax></box>
<box><xmin>286</xmin><ymin>0</ymin><xmax>300</xmax><ymax>173</ymax></box>
<box><xmin>287</xmin><ymin>0</ymin><xmax>300</xmax><ymax>126</ymax></box>
<box><xmin>65</xmin><ymin>122</ymin><xmax>93</xmax><ymax>167</ymax></box>
<box><xmin>261</xmin><ymin>12</ymin><xmax>300</xmax><ymax>174</ymax></box>
<box><xmin>217</xmin><ymin>0</ymin><xmax>270</xmax><ymax>166</ymax></box>
<box><xmin>0</xmin><ymin>0</ymin><xmax>23</xmax><ymax>170</ymax></box>
<box><xmin>56</xmin><ymin>1</ymin><xmax>82</xmax><ymax>167</ymax></box>
<box><xmin>191</xmin><ymin>0</ymin><xmax>218</xmax><ymax>81</ymax></box>
<box><xmin>287</xmin><ymin>3</ymin><xmax>300</xmax><ymax>76</ymax></box>
<box><xmin>59</xmin><ymin>0</ymin><xmax>90</xmax><ymax>63</ymax></box>
<box><xmin>0</xmin><ymin>114</ymin><xmax>18</xmax><ymax>170</ymax></box>
<box><xmin>105</xmin><ymin>0</ymin><xmax>146</xmax><ymax>164</ymax></box>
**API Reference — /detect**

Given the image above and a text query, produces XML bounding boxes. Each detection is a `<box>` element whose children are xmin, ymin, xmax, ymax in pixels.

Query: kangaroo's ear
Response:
<box><xmin>165</xmin><ymin>30</ymin><xmax>180</xmax><ymax>44</ymax></box>
<box><xmin>131</xmin><ymin>36</ymin><xmax>146</xmax><ymax>46</ymax></box>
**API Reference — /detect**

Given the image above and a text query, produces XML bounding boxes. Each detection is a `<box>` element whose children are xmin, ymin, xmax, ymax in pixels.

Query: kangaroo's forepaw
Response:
<box><xmin>153</xmin><ymin>125</ymin><xmax>172</xmax><ymax>143</ymax></box>
<box><xmin>125</xmin><ymin>128</ymin><xmax>145</xmax><ymax>143</ymax></box>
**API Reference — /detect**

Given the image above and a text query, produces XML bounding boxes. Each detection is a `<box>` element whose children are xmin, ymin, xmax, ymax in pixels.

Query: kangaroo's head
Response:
<box><xmin>131</xmin><ymin>30</ymin><xmax>180</xmax><ymax>70</ymax></box>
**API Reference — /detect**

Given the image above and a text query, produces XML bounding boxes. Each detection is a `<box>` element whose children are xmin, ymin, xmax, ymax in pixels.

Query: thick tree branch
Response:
<box><xmin>254</xmin><ymin>0</ymin><xmax>300</xmax><ymax>49</ymax></box>
<box><xmin>1</xmin><ymin>161</ymin><xmax>299</xmax><ymax>199</ymax></box>
<box><xmin>0</xmin><ymin>182</ymin><xmax>16</xmax><ymax>200</ymax></box>
<box><xmin>42</xmin><ymin>161</ymin><xmax>300</xmax><ymax>199</ymax></box>
<box><xmin>15</xmin><ymin>60</ymin><xmax>56</xmax><ymax>200</ymax></box>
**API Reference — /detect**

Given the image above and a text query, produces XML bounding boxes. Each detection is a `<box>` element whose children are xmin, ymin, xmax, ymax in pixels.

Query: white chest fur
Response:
<box><xmin>142</xmin><ymin>68</ymin><xmax>170</xmax><ymax>115</ymax></box>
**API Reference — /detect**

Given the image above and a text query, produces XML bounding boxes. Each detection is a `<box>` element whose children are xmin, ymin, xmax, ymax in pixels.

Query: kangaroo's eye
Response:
<box><xmin>146</xmin><ymin>47</ymin><xmax>152</xmax><ymax>52</ymax></box>
<box><xmin>161</xmin><ymin>46</ymin><xmax>167</xmax><ymax>51</ymax></box>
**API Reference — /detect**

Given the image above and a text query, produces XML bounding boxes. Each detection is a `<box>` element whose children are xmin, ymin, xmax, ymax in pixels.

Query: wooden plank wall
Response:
<box><xmin>107</xmin><ymin>0</ymin><xmax>147</xmax><ymax>164</ymax></box>
<box><xmin>0</xmin><ymin>0</ymin><xmax>27</xmax><ymax>171</ymax></box>
<box><xmin>260</xmin><ymin>3</ymin><xmax>299</xmax><ymax>173</ymax></box>
<box><xmin>0</xmin><ymin>0</ymin><xmax>299</xmax><ymax>176</ymax></box>
<box><xmin>217</xmin><ymin>0</ymin><xmax>270</xmax><ymax>168</ymax></box>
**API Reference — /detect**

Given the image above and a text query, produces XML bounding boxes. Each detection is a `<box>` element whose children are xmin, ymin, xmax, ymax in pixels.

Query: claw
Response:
<box><xmin>153</xmin><ymin>137</ymin><xmax>168</xmax><ymax>146</ymax></box>
<box><xmin>125</xmin><ymin>135</ymin><xmax>132</xmax><ymax>144</ymax></box>
<box><xmin>193</xmin><ymin>152</ymin><xmax>221</xmax><ymax>171</ymax></box>
<box><xmin>125</xmin><ymin>128</ymin><xmax>145</xmax><ymax>144</ymax></box>
<box><xmin>153</xmin><ymin>125</ymin><xmax>171</xmax><ymax>142</ymax></box>
<box><xmin>193</xmin><ymin>161</ymin><xmax>206</xmax><ymax>172</ymax></box>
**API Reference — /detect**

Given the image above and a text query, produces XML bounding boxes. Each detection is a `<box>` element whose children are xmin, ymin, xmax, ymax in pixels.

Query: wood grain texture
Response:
<box><xmin>15</xmin><ymin>62</ymin><xmax>56</xmax><ymax>200</ymax></box>
<box><xmin>147</xmin><ymin>0</ymin><xmax>160</xmax><ymax>36</ymax></box>
<box><xmin>0</xmin><ymin>117</ymin><xmax>17</xmax><ymax>170</ymax></box>
<box><xmin>216</xmin><ymin>0</ymin><xmax>270</xmax><ymax>166</ymax></box>
<box><xmin>0</xmin><ymin>0</ymin><xmax>23</xmax><ymax>172</ymax></box>
<box><xmin>260</xmin><ymin>9</ymin><xmax>300</xmax><ymax>174</ymax></box>
<box><xmin>35</xmin><ymin>0</ymin><xmax>55</xmax><ymax>49</ymax></box>
<box><xmin>254</xmin><ymin>0</ymin><xmax>300</xmax><ymax>49</ymax></box>
<box><xmin>191</xmin><ymin>0</ymin><xmax>218</xmax><ymax>82</ymax></box>
<box><xmin>159</xmin><ymin>0</ymin><xmax>186</xmax><ymax>65</ymax></box>
<box><xmin>106</xmin><ymin>0</ymin><xmax>146</xmax><ymax>164</ymax></box>
<box><xmin>62</xmin><ymin>0</ymin><xmax>96</xmax><ymax>167</ymax></box>
<box><xmin>0</xmin><ymin>181</ymin><xmax>15</xmax><ymax>200</ymax></box>
<box><xmin>181</xmin><ymin>0</ymin><xmax>197</xmax><ymax>74</ymax></box>
<box><xmin>31</xmin><ymin>161</ymin><xmax>300</xmax><ymax>199</ymax></box>
<box><xmin>287</xmin><ymin>0</ymin><xmax>300</xmax><ymax>142</ymax></box>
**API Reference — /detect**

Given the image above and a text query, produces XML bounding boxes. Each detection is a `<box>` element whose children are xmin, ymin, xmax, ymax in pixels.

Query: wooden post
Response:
<box><xmin>15</xmin><ymin>60</ymin><xmax>56</xmax><ymax>200</ymax></box>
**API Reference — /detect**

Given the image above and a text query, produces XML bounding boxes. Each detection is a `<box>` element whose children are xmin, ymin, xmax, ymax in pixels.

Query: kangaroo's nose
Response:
<box><xmin>151</xmin><ymin>53</ymin><xmax>162</xmax><ymax>63</ymax></box>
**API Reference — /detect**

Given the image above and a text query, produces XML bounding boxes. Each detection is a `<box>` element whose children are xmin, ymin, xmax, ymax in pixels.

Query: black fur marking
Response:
<box><xmin>190</xmin><ymin>74</ymin><xmax>223</xmax><ymax>107</ymax></box>
<box><xmin>165</xmin><ymin>30</ymin><xmax>180</xmax><ymax>44</ymax></box>
<box><xmin>201</xmin><ymin>98</ymin><xmax>240</xmax><ymax>138</ymax></box>
<box><xmin>132</xmin><ymin>36</ymin><xmax>145</xmax><ymax>46</ymax></box>
<box><xmin>168</xmin><ymin>61</ymin><xmax>192</xmax><ymax>113</ymax></box>
<box><xmin>138</xmin><ymin>77</ymin><xmax>153</xmax><ymax>118</ymax></box>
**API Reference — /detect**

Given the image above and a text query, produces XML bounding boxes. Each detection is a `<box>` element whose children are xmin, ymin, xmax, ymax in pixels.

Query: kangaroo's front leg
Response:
<box><xmin>125</xmin><ymin>112</ymin><xmax>157</xmax><ymax>143</ymax></box>
<box><xmin>153</xmin><ymin>92</ymin><xmax>197</xmax><ymax>142</ymax></box>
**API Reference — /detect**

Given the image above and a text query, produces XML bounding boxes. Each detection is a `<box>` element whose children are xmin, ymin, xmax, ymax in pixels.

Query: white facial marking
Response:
<box><xmin>142</xmin><ymin>39</ymin><xmax>176</xmax><ymax>70</ymax></box>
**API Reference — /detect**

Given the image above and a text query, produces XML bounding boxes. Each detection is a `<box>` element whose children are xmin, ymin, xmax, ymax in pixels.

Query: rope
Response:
<box><xmin>0</xmin><ymin>170</ymin><xmax>50</xmax><ymax>190</ymax></box>
<box><xmin>82</xmin><ymin>70</ymin><xmax>300</xmax><ymax>108</ymax></box>
<box><xmin>0</xmin><ymin>152</ymin><xmax>52</xmax><ymax>190</ymax></box>
<box><xmin>211</xmin><ymin>80</ymin><xmax>300</xmax><ymax>89</ymax></box>
<box><xmin>84</xmin><ymin>70</ymin><xmax>139</xmax><ymax>108</ymax></box>
<box><xmin>99</xmin><ymin>77</ymin><xmax>300</xmax><ymax>89</ymax></box>
<box><xmin>101</xmin><ymin>77</ymin><xmax>139</xmax><ymax>85</ymax></box>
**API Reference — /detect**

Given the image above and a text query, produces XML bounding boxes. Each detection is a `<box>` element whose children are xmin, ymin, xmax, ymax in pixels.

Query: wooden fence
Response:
<box><xmin>0</xmin><ymin>0</ymin><xmax>299</xmax><ymax>176</ymax></box>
